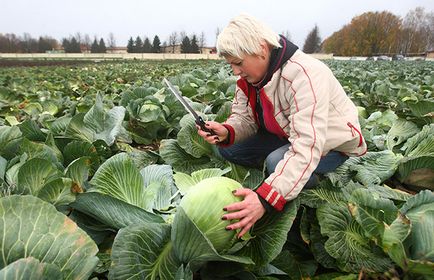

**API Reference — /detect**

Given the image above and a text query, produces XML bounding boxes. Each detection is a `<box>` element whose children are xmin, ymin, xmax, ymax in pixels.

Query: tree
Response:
<box><xmin>70</xmin><ymin>37</ymin><xmax>81</xmax><ymax>53</ymax></box>
<box><xmin>107</xmin><ymin>32</ymin><xmax>116</xmax><ymax>48</ymax></box>
<box><xmin>134</xmin><ymin>36</ymin><xmax>143</xmax><ymax>53</ymax></box>
<box><xmin>215</xmin><ymin>27</ymin><xmax>221</xmax><ymax>42</ymax></box>
<box><xmin>21</xmin><ymin>33</ymin><xmax>38</xmax><ymax>53</ymax></box>
<box><xmin>303</xmin><ymin>25</ymin><xmax>321</xmax><ymax>54</ymax></box>
<box><xmin>37</xmin><ymin>36</ymin><xmax>57</xmax><ymax>53</ymax></box>
<box><xmin>281</xmin><ymin>30</ymin><xmax>292</xmax><ymax>41</ymax></box>
<box><xmin>322</xmin><ymin>11</ymin><xmax>402</xmax><ymax>56</ymax></box>
<box><xmin>152</xmin><ymin>35</ymin><xmax>161</xmax><ymax>53</ymax></box>
<box><xmin>127</xmin><ymin>37</ymin><xmax>134</xmax><ymax>53</ymax></box>
<box><xmin>198</xmin><ymin>31</ymin><xmax>206</xmax><ymax>53</ymax></box>
<box><xmin>168</xmin><ymin>31</ymin><xmax>178</xmax><ymax>53</ymax></box>
<box><xmin>99</xmin><ymin>38</ymin><xmax>107</xmax><ymax>53</ymax></box>
<box><xmin>400</xmin><ymin>7</ymin><xmax>434</xmax><ymax>54</ymax></box>
<box><xmin>91</xmin><ymin>38</ymin><xmax>99</xmax><ymax>53</ymax></box>
<box><xmin>190</xmin><ymin>34</ymin><xmax>200</xmax><ymax>53</ymax></box>
<box><xmin>181</xmin><ymin>36</ymin><xmax>191</xmax><ymax>53</ymax></box>
<box><xmin>83</xmin><ymin>34</ymin><xmax>91</xmax><ymax>52</ymax></box>
<box><xmin>0</xmin><ymin>33</ymin><xmax>20</xmax><ymax>52</ymax></box>
<box><xmin>143</xmin><ymin>37</ymin><xmax>152</xmax><ymax>53</ymax></box>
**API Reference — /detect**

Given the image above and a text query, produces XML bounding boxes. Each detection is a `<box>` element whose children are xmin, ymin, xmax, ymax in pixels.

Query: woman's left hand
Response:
<box><xmin>222</xmin><ymin>188</ymin><xmax>266</xmax><ymax>238</ymax></box>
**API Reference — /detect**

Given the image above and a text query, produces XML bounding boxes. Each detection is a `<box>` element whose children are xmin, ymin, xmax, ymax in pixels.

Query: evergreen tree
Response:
<box><xmin>62</xmin><ymin>38</ymin><xmax>71</xmax><ymax>52</ymax></box>
<box><xmin>190</xmin><ymin>35</ymin><xmax>200</xmax><ymax>53</ymax></box>
<box><xmin>152</xmin><ymin>35</ymin><xmax>161</xmax><ymax>53</ymax></box>
<box><xmin>38</xmin><ymin>36</ymin><xmax>56</xmax><ymax>53</ymax></box>
<box><xmin>143</xmin><ymin>37</ymin><xmax>152</xmax><ymax>53</ymax></box>
<box><xmin>127</xmin><ymin>37</ymin><xmax>134</xmax><ymax>53</ymax></box>
<box><xmin>99</xmin><ymin>38</ymin><xmax>107</xmax><ymax>53</ymax></box>
<box><xmin>91</xmin><ymin>38</ymin><xmax>99</xmax><ymax>53</ymax></box>
<box><xmin>303</xmin><ymin>25</ymin><xmax>321</xmax><ymax>54</ymax></box>
<box><xmin>181</xmin><ymin>36</ymin><xmax>191</xmax><ymax>53</ymax></box>
<box><xmin>134</xmin><ymin>36</ymin><xmax>143</xmax><ymax>53</ymax></box>
<box><xmin>70</xmin><ymin>37</ymin><xmax>81</xmax><ymax>53</ymax></box>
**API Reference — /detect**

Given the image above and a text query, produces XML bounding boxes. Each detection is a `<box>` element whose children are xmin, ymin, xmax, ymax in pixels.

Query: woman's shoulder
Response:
<box><xmin>281</xmin><ymin>50</ymin><xmax>332</xmax><ymax>80</ymax></box>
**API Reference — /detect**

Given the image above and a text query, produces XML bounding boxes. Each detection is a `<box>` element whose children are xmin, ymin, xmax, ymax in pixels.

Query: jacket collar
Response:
<box><xmin>252</xmin><ymin>35</ymin><xmax>298</xmax><ymax>89</ymax></box>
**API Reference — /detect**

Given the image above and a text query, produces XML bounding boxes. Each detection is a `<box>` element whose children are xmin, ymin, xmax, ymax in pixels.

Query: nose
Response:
<box><xmin>231</xmin><ymin>65</ymin><xmax>242</xmax><ymax>76</ymax></box>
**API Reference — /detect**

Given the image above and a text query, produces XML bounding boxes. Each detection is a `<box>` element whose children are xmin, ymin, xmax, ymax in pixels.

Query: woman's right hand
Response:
<box><xmin>197</xmin><ymin>121</ymin><xmax>228</xmax><ymax>144</ymax></box>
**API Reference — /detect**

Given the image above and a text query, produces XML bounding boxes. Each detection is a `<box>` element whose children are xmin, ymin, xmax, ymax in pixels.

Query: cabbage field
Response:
<box><xmin>0</xmin><ymin>59</ymin><xmax>433</xmax><ymax>280</ymax></box>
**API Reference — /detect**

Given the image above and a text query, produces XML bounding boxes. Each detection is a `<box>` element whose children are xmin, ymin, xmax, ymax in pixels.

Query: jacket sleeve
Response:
<box><xmin>220</xmin><ymin>83</ymin><xmax>258</xmax><ymax>146</ymax></box>
<box><xmin>256</xmin><ymin>62</ymin><xmax>331</xmax><ymax>211</ymax></box>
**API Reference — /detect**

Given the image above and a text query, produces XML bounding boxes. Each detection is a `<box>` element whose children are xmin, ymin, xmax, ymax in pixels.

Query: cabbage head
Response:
<box><xmin>179</xmin><ymin>177</ymin><xmax>242</xmax><ymax>252</ymax></box>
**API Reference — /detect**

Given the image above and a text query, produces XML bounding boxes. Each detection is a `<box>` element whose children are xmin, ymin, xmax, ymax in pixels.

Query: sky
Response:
<box><xmin>1</xmin><ymin>0</ymin><xmax>433</xmax><ymax>48</ymax></box>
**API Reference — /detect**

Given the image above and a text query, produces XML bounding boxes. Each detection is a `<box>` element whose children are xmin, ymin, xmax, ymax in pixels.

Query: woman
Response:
<box><xmin>197</xmin><ymin>14</ymin><xmax>366</xmax><ymax>238</ymax></box>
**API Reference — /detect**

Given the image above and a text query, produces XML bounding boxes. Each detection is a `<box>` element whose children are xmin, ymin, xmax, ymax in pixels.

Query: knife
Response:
<box><xmin>163</xmin><ymin>78</ymin><xmax>215</xmax><ymax>135</ymax></box>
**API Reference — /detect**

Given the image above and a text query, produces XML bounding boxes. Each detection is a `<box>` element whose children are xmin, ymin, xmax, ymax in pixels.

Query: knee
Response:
<box><xmin>217</xmin><ymin>146</ymin><xmax>232</xmax><ymax>161</ymax></box>
<box><xmin>265</xmin><ymin>151</ymin><xmax>281</xmax><ymax>174</ymax></box>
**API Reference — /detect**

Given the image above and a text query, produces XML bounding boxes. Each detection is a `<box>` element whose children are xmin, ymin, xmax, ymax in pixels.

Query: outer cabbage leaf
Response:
<box><xmin>0</xmin><ymin>195</ymin><xmax>98</xmax><ymax>279</ymax></box>
<box><xmin>348</xmin><ymin>188</ymin><xmax>398</xmax><ymax>239</ymax></box>
<box><xmin>16</xmin><ymin>158</ymin><xmax>62</xmax><ymax>195</ymax></box>
<box><xmin>386</xmin><ymin>119</ymin><xmax>419</xmax><ymax>150</ymax></box>
<box><xmin>317</xmin><ymin>202</ymin><xmax>392</xmax><ymax>273</ymax></box>
<box><xmin>172</xmin><ymin>208</ymin><xmax>253</xmax><ymax>265</ymax></box>
<box><xmin>400</xmin><ymin>190</ymin><xmax>434</xmax><ymax>262</ymax></box>
<box><xmin>159</xmin><ymin>139</ymin><xmax>214</xmax><ymax>174</ymax></box>
<box><xmin>109</xmin><ymin>223</ymin><xmax>180</xmax><ymax>280</ymax></box>
<box><xmin>173</xmin><ymin>168</ymin><xmax>230</xmax><ymax>195</ymax></box>
<box><xmin>0</xmin><ymin>125</ymin><xmax>21</xmax><ymax>159</ymax></box>
<box><xmin>177</xmin><ymin>115</ymin><xmax>213</xmax><ymax>158</ymax></box>
<box><xmin>140</xmin><ymin>164</ymin><xmax>177</xmax><ymax>211</ymax></box>
<box><xmin>66</xmin><ymin>93</ymin><xmax>126</xmax><ymax>146</ymax></box>
<box><xmin>89</xmin><ymin>153</ymin><xmax>146</xmax><ymax>209</ymax></box>
<box><xmin>71</xmin><ymin>192</ymin><xmax>164</xmax><ymax>230</ymax></box>
<box><xmin>398</xmin><ymin>124</ymin><xmax>434</xmax><ymax>189</ymax></box>
<box><xmin>236</xmin><ymin>200</ymin><xmax>299</xmax><ymax>267</ymax></box>
<box><xmin>0</xmin><ymin>257</ymin><xmax>62</xmax><ymax>280</ymax></box>
<box><xmin>328</xmin><ymin>151</ymin><xmax>402</xmax><ymax>186</ymax></box>
<box><xmin>271</xmin><ymin>250</ymin><xmax>317</xmax><ymax>280</ymax></box>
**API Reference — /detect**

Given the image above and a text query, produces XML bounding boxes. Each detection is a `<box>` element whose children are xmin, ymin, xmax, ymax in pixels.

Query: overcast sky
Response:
<box><xmin>2</xmin><ymin>0</ymin><xmax>433</xmax><ymax>47</ymax></box>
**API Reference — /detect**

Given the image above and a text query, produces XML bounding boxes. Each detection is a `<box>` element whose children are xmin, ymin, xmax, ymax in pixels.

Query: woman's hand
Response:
<box><xmin>222</xmin><ymin>188</ymin><xmax>266</xmax><ymax>238</ymax></box>
<box><xmin>196</xmin><ymin>121</ymin><xmax>228</xmax><ymax>144</ymax></box>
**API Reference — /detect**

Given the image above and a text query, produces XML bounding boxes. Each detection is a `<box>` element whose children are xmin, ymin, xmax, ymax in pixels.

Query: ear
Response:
<box><xmin>259</xmin><ymin>41</ymin><xmax>270</xmax><ymax>60</ymax></box>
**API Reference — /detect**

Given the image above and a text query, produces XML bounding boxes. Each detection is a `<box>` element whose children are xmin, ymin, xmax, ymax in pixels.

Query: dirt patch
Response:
<box><xmin>0</xmin><ymin>59</ymin><xmax>95</xmax><ymax>68</ymax></box>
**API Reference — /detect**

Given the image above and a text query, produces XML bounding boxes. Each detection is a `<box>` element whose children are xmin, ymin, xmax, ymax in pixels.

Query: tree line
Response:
<box><xmin>0</xmin><ymin>7</ymin><xmax>432</xmax><ymax>56</ymax></box>
<box><xmin>0</xmin><ymin>31</ymin><xmax>206</xmax><ymax>54</ymax></box>
<box><xmin>322</xmin><ymin>7</ymin><xmax>434</xmax><ymax>56</ymax></box>
<box><xmin>126</xmin><ymin>32</ymin><xmax>205</xmax><ymax>53</ymax></box>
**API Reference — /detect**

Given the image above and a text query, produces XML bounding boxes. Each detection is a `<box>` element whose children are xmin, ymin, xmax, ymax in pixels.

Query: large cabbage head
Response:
<box><xmin>179</xmin><ymin>176</ymin><xmax>242</xmax><ymax>252</ymax></box>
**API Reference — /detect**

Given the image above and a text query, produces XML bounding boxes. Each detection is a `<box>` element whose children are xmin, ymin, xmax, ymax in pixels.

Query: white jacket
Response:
<box><xmin>222</xmin><ymin>50</ymin><xmax>367</xmax><ymax>211</ymax></box>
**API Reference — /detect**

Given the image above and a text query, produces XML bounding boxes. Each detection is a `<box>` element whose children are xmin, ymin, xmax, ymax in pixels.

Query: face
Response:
<box><xmin>225</xmin><ymin>51</ymin><xmax>269</xmax><ymax>84</ymax></box>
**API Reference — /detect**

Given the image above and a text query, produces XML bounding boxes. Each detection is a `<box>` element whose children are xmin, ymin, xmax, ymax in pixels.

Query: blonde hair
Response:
<box><xmin>217</xmin><ymin>14</ymin><xmax>281</xmax><ymax>59</ymax></box>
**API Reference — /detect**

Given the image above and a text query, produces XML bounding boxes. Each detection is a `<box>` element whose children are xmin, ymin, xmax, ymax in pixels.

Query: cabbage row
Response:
<box><xmin>0</xmin><ymin>60</ymin><xmax>433</xmax><ymax>279</ymax></box>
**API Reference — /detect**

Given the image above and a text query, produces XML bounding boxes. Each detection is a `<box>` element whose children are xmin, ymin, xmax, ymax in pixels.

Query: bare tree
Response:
<box><xmin>83</xmin><ymin>34</ymin><xmax>91</xmax><ymax>52</ymax></box>
<box><xmin>215</xmin><ymin>27</ymin><xmax>221</xmax><ymax>44</ymax></box>
<box><xmin>74</xmin><ymin>32</ymin><xmax>83</xmax><ymax>44</ymax></box>
<box><xmin>168</xmin><ymin>31</ymin><xmax>178</xmax><ymax>53</ymax></box>
<box><xmin>107</xmin><ymin>32</ymin><xmax>116</xmax><ymax>48</ymax></box>
<box><xmin>198</xmin><ymin>31</ymin><xmax>206</xmax><ymax>53</ymax></box>
<box><xmin>400</xmin><ymin>7</ymin><xmax>433</xmax><ymax>54</ymax></box>
<box><xmin>424</xmin><ymin>11</ymin><xmax>434</xmax><ymax>51</ymax></box>
<box><xmin>281</xmin><ymin>30</ymin><xmax>292</xmax><ymax>41</ymax></box>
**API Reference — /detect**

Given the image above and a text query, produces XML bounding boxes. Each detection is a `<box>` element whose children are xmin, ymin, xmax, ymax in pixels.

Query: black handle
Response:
<box><xmin>196</xmin><ymin>116</ymin><xmax>215</xmax><ymax>135</ymax></box>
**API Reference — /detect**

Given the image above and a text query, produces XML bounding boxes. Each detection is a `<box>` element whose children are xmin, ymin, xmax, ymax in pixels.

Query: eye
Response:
<box><xmin>233</xmin><ymin>61</ymin><xmax>242</xmax><ymax>66</ymax></box>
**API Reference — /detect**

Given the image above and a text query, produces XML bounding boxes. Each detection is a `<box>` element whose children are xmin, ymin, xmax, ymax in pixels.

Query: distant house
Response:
<box><xmin>107</xmin><ymin>47</ymin><xmax>128</xmax><ymax>54</ymax></box>
<box><xmin>426</xmin><ymin>50</ymin><xmax>434</xmax><ymax>59</ymax></box>
<box><xmin>162</xmin><ymin>44</ymin><xmax>216</xmax><ymax>54</ymax></box>
<box><xmin>162</xmin><ymin>44</ymin><xmax>182</xmax><ymax>54</ymax></box>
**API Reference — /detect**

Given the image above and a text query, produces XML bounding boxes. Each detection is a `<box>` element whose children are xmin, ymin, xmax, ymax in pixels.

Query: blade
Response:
<box><xmin>163</xmin><ymin>78</ymin><xmax>200</xmax><ymax>120</ymax></box>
